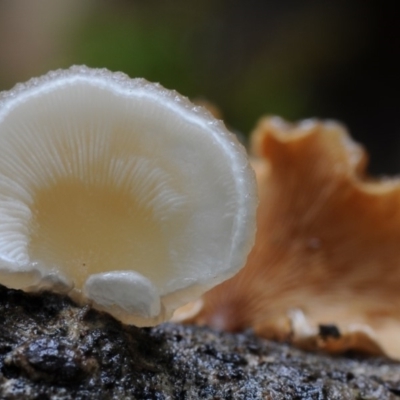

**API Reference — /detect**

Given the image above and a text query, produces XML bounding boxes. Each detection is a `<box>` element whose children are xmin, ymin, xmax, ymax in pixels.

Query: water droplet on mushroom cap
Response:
<box><xmin>0</xmin><ymin>66</ymin><xmax>257</xmax><ymax>326</ymax></box>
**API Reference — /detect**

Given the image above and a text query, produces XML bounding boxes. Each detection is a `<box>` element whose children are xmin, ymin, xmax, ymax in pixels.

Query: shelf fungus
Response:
<box><xmin>177</xmin><ymin>117</ymin><xmax>400</xmax><ymax>359</ymax></box>
<box><xmin>0</xmin><ymin>66</ymin><xmax>258</xmax><ymax>327</ymax></box>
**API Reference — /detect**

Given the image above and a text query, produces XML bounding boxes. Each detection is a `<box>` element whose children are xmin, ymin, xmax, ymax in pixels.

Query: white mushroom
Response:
<box><xmin>0</xmin><ymin>66</ymin><xmax>257</xmax><ymax>326</ymax></box>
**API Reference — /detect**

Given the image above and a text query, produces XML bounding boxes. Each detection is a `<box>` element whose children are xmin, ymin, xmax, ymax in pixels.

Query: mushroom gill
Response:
<box><xmin>182</xmin><ymin>116</ymin><xmax>400</xmax><ymax>358</ymax></box>
<box><xmin>0</xmin><ymin>66</ymin><xmax>257</xmax><ymax>327</ymax></box>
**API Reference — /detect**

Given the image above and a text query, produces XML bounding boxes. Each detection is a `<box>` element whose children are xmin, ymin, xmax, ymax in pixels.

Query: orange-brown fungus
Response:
<box><xmin>176</xmin><ymin>116</ymin><xmax>400</xmax><ymax>358</ymax></box>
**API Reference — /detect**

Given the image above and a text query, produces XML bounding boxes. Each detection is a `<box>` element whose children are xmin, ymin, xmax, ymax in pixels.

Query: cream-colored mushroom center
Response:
<box><xmin>27</xmin><ymin>179</ymin><xmax>171</xmax><ymax>288</ymax></box>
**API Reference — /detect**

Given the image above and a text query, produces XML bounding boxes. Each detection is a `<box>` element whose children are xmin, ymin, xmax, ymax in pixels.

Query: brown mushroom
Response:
<box><xmin>178</xmin><ymin>116</ymin><xmax>400</xmax><ymax>358</ymax></box>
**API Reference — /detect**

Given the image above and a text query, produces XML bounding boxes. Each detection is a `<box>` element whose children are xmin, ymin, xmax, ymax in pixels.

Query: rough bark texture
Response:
<box><xmin>1</xmin><ymin>284</ymin><xmax>400</xmax><ymax>399</ymax></box>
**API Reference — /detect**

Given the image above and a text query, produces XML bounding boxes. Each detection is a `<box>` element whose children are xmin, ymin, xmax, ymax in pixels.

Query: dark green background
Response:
<box><xmin>0</xmin><ymin>0</ymin><xmax>398</xmax><ymax>173</ymax></box>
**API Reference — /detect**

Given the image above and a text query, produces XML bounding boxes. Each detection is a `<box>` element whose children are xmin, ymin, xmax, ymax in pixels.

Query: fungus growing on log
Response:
<box><xmin>0</xmin><ymin>66</ymin><xmax>257</xmax><ymax>326</ymax></box>
<box><xmin>180</xmin><ymin>117</ymin><xmax>400</xmax><ymax>358</ymax></box>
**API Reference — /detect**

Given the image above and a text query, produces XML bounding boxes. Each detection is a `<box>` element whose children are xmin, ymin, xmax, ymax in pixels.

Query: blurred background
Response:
<box><xmin>0</xmin><ymin>0</ymin><xmax>398</xmax><ymax>173</ymax></box>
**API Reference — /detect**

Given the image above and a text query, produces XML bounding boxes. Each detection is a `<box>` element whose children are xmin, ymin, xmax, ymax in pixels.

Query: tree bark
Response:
<box><xmin>1</xmin><ymin>284</ymin><xmax>399</xmax><ymax>399</ymax></box>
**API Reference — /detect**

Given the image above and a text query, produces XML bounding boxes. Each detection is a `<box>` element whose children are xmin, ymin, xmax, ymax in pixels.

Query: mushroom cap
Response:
<box><xmin>183</xmin><ymin>116</ymin><xmax>400</xmax><ymax>358</ymax></box>
<box><xmin>0</xmin><ymin>66</ymin><xmax>257</xmax><ymax>326</ymax></box>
